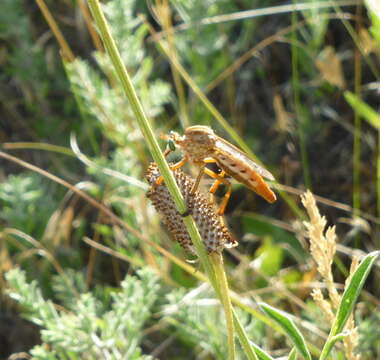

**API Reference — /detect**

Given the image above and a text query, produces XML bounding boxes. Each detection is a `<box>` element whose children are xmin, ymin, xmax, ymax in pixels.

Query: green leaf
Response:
<box><xmin>250</xmin><ymin>342</ymin><xmax>275</xmax><ymax>360</ymax></box>
<box><xmin>365</xmin><ymin>0</ymin><xmax>380</xmax><ymax>42</ymax></box>
<box><xmin>259</xmin><ymin>303</ymin><xmax>311</xmax><ymax>360</ymax></box>
<box><xmin>320</xmin><ymin>251</ymin><xmax>379</xmax><ymax>360</ymax></box>
<box><xmin>332</xmin><ymin>251</ymin><xmax>379</xmax><ymax>336</ymax></box>
<box><xmin>344</xmin><ymin>91</ymin><xmax>380</xmax><ymax>131</ymax></box>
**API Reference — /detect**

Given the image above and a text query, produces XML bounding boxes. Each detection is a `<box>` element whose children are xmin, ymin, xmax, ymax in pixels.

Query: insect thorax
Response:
<box><xmin>180</xmin><ymin>131</ymin><xmax>216</xmax><ymax>163</ymax></box>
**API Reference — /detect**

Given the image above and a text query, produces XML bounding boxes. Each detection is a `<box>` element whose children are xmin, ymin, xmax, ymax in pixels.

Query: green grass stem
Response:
<box><xmin>86</xmin><ymin>2</ymin><xmax>258</xmax><ymax>358</ymax></box>
<box><xmin>210</xmin><ymin>253</ymin><xmax>236</xmax><ymax>360</ymax></box>
<box><xmin>2</xmin><ymin>142</ymin><xmax>75</xmax><ymax>156</ymax></box>
<box><xmin>291</xmin><ymin>6</ymin><xmax>312</xmax><ymax>190</ymax></box>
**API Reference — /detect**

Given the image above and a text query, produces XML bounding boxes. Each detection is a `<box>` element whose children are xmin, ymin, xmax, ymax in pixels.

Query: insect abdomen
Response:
<box><xmin>216</xmin><ymin>156</ymin><xmax>277</xmax><ymax>203</ymax></box>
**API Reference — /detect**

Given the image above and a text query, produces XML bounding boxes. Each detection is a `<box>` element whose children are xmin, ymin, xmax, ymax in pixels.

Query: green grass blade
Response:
<box><xmin>291</xmin><ymin>6</ymin><xmax>312</xmax><ymax>190</ymax></box>
<box><xmin>288</xmin><ymin>347</ymin><xmax>297</xmax><ymax>360</ymax></box>
<box><xmin>320</xmin><ymin>251</ymin><xmax>379</xmax><ymax>360</ymax></box>
<box><xmin>232</xmin><ymin>309</ymin><xmax>258</xmax><ymax>360</ymax></box>
<box><xmin>344</xmin><ymin>90</ymin><xmax>380</xmax><ymax>230</ymax></box>
<box><xmin>249</xmin><ymin>342</ymin><xmax>274</xmax><ymax>360</ymax></box>
<box><xmin>344</xmin><ymin>91</ymin><xmax>380</xmax><ymax>130</ymax></box>
<box><xmin>331</xmin><ymin>251</ymin><xmax>379</xmax><ymax>336</ymax></box>
<box><xmin>259</xmin><ymin>303</ymin><xmax>311</xmax><ymax>360</ymax></box>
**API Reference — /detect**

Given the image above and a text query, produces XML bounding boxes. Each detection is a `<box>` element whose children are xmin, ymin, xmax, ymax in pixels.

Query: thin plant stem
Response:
<box><xmin>378</xmin><ymin>132</ymin><xmax>380</xmax><ymax>221</ymax></box>
<box><xmin>291</xmin><ymin>5</ymin><xmax>312</xmax><ymax>190</ymax></box>
<box><xmin>86</xmin><ymin>1</ymin><xmax>245</xmax><ymax>358</ymax></box>
<box><xmin>85</xmin><ymin>0</ymin><xmax>215</xmax><ymax>279</ymax></box>
<box><xmin>78</xmin><ymin>0</ymin><xmax>104</xmax><ymax>52</ymax></box>
<box><xmin>232</xmin><ymin>309</ymin><xmax>259</xmax><ymax>360</ymax></box>
<box><xmin>35</xmin><ymin>0</ymin><xmax>75</xmax><ymax>62</ymax></box>
<box><xmin>353</xmin><ymin>6</ymin><xmax>362</xmax><ymax>222</ymax></box>
<box><xmin>156</xmin><ymin>0</ymin><xmax>189</xmax><ymax>128</ymax></box>
<box><xmin>2</xmin><ymin>142</ymin><xmax>75</xmax><ymax>156</ymax></box>
<box><xmin>210</xmin><ymin>253</ymin><xmax>235</xmax><ymax>360</ymax></box>
<box><xmin>377</xmin><ymin>131</ymin><xmax>380</xmax><ymax>250</ymax></box>
<box><xmin>151</xmin><ymin>0</ymin><xmax>360</xmax><ymax>40</ymax></box>
<box><xmin>331</xmin><ymin>3</ymin><xmax>380</xmax><ymax>80</ymax></box>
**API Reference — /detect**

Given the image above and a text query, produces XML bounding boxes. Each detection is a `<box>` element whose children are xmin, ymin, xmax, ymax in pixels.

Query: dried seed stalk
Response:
<box><xmin>301</xmin><ymin>190</ymin><xmax>361</xmax><ymax>360</ymax></box>
<box><xmin>146</xmin><ymin>163</ymin><xmax>237</xmax><ymax>255</ymax></box>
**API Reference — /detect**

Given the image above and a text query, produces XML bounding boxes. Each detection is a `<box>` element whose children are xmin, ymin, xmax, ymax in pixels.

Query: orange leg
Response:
<box><xmin>193</xmin><ymin>157</ymin><xmax>233</xmax><ymax>215</ymax></box>
<box><xmin>190</xmin><ymin>157</ymin><xmax>222</xmax><ymax>194</ymax></box>
<box><xmin>163</xmin><ymin>147</ymin><xmax>171</xmax><ymax>157</ymax></box>
<box><xmin>204</xmin><ymin>168</ymin><xmax>232</xmax><ymax>216</ymax></box>
<box><xmin>155</xmin><ymin>157</ymin><xmax>188</xmax><ymax>185</ymax></box>
<box><xmin>190</xmin><ymin>157</ymin><xmax>221</xmax><ymax>195</ymax></box>
<box><xmin>190</xmin><ymin>163</ymin><xmax>206</xmax><ymax>194</ymax></box>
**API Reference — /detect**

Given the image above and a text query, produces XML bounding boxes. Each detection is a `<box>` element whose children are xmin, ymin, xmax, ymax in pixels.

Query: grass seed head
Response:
<box><xmin>146</xmin><ymin>163</ymin><xmax>237</xmax><ymax>255</ymax></box>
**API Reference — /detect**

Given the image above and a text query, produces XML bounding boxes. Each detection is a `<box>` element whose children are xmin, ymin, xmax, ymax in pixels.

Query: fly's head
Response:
<box><xmin>161</xmin><ymin>130</ymin><xmax>183</xmax><ymax>155</ymax></box>
<box><xmin>161</xmin><ymin>126</ymin><xmax>217</xmax><ymax>162</ymax></box>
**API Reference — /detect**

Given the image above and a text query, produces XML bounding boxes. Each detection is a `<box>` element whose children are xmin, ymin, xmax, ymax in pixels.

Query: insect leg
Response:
<box><xmin>163</xmin><ymin>148</ymin><xmax>171</xmax><ymax>157</ymax></box>
<box><xmin>170</xmin><ymin>157</ymin><xmax>188</xmax><ymax>170</ymax></box>
<box><xmin>155</xmin><ymin>157</ymin><xmax>188</xmax><ymax>185</ymax></box>
<box><xmin>190</xmin><ymin>157</ymin><xmax>219</xmax><ymax>194</ymax></box>
<box><xmin>218</xmin><ymin>180</ymin><xmax>232</xmax><ymax>216</ymax></box>
<box><xmin>204</xmin><ymin>168</ymin><xmax>232</xmax><ymax>216</ymax></box>
<box><xmin>191</xmin><ymin>164</ymin><xmax>206</xmax><ymax>194</ymax></box>
<box><xmin>198</xmin><ymin>157</ymin><xmax>219</xmax><ymax>202</ymax></box>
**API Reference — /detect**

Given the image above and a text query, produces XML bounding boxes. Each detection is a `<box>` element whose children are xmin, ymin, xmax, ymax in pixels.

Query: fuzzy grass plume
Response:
<box><xmin>301</xmin><ymin>190</ymin><xmax>360</xmax><ymax>360</ymax></box>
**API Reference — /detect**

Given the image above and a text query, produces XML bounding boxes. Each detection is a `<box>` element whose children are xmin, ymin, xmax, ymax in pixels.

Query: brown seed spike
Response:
<box><xmin>146</xmin><ymin>163</ymin><xmax>237</xmax><ymax>255</ymax></box>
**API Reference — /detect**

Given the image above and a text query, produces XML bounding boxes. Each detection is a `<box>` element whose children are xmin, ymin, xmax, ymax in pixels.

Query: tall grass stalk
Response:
<box><xmin>86</xmin><ymin>1</ymin><xmax>253</xmax><ymax>358</ymax></box>
<box><xmin>154</xmin><ymin>0</ymin><xmax>190</xmax><ymax>128</ymax></box>
<box><xmin>35</xmin><ymin>0</ymin><xmax>74</xmax><ymax>61</ymax></box>
<box><xmin>78</xmin><ymin>0</ymin><xmax>104</xmax><ymax>52</ymax></box>
<box><xmin>291</xmin><ymin>5</ymin><xmax>312</xmax><ymax>190</ymax></box>
<box><xmin>353</xmin><ymin>5</ymin><xmax>363</xmax><ymax>227</ymax></box>
<box><xmin>378</xmin><ymin>132</ymin><xmax>380</xmax><ymax>220</ymax></box>
<box><xmin>210</xmin><ymin>253</ymin><xmax>236</xmax><ymax>360</ymax></box>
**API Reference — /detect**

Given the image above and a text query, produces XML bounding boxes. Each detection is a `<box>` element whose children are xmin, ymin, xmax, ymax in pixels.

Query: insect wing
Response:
<box><xmin>214</xmin><ymin>137</ymin><xmax>275</xmax><ymax>180</ymax></box>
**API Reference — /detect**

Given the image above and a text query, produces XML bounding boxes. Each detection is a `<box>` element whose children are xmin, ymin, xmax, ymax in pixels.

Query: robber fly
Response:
<box><xmin>162</xmin><ymin>125</ymin><xmax>276</xmax><ymax>213</ymax></box>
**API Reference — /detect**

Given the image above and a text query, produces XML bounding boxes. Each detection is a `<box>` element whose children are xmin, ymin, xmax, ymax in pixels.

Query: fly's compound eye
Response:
<box><xmin>168</xmin><ymin>138</ymin><xmax>176</xmax><ymax>152</ymax></box>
